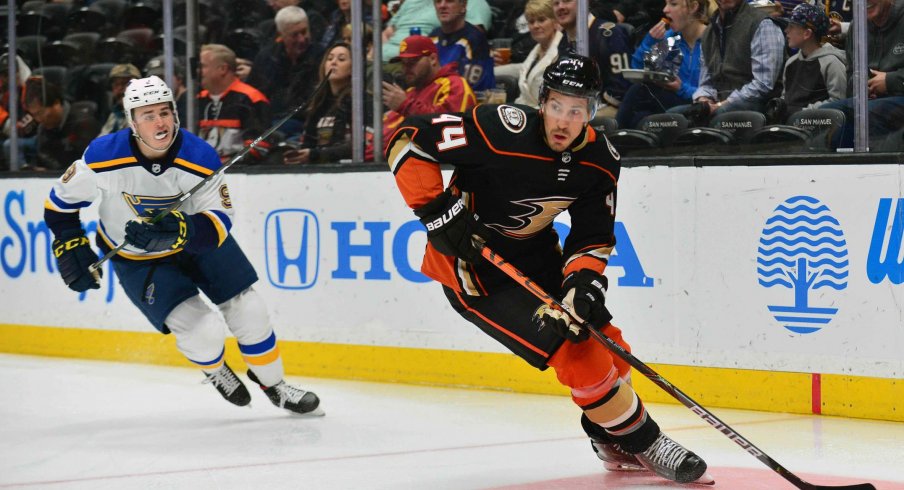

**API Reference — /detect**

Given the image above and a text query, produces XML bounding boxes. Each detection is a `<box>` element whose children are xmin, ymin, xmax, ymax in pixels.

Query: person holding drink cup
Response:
<box><xmin>494</xmin><ymin>0</ymin><xmax>563</xmax><ymax>108</ymax></box>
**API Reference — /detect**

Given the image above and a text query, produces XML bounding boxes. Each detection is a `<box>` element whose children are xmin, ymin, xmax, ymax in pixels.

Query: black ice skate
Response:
<box><xmin>203</xmin><ymin>363</ymin><xmax>251</xmax><ymax>407</ymax></box>
<box><xmin>590</xmin><ymin>438</ymin><xmax>646</xmax><ymax>472</ymax></box>
<box><xmin>247</xmin><ymin>369</ymin><xmax>322</xmax><ymax>416</ymax></box>
<box><xmin>635</xmin><ymin>432</ymin><xmax>713</xmax><ymax>484</ymax></box>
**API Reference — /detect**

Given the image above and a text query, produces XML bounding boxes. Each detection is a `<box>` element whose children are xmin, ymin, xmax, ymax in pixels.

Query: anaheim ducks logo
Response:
<box><xmin>485</xmin><ymin>197</ymin><xmax>575</xmax><ymax>239</ymax></box>
<box><xmin>497</xmin><ymin>105</ymin><xmax>527</xmax><ymax>133</ymax></box>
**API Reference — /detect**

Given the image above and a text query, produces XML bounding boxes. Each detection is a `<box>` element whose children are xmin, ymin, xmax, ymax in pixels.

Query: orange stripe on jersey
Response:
<box><xmin>472</xmin><ymin>107</ymin><xmax>554</xmax><ymax>161</ymax></box>
<box><xmin>173</xmin><ymin>158</ymin><xmax>215</xmax><ymax>176</ymax></box>
<box><xmin>227</xmin><ymin>79</ymin><xmax>270</xmax><ymax>104</ymax></box>
<box><xmin>87</xmin><ymin>156</ymin><xmax>138</xmax><ymax>170</ymax></box>
<box><xmin>454</xmin><ymin>289</ymin><xmax>549</xmax><ymax>358</ymax></box>
<box><xmin>563</xmin><ymin>254</ymin><xmax>609</xmax><ymax>277</ymax></box>
<box><xmin>576</xmin><ymin>160</ymin><xmax>617</xmax><ymax>185</ymax></box>
<box><xmin>394</xmin><ymin>154</ymin><xmax>443</xmax><ymax>209</ymax></box>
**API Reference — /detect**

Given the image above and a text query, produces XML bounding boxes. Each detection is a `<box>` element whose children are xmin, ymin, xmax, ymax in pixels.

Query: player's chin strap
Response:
<box><xmin>476</xmin><ymin>242</ymin><xmax>876</xmax><ymax>490</ymax></box>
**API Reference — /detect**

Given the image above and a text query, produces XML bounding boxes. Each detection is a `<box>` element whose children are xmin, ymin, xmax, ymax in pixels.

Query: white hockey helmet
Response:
<box><xmin>123</xmin><ymin>75</ymin><xmax>180</xmax><ymax>130</ymax></box>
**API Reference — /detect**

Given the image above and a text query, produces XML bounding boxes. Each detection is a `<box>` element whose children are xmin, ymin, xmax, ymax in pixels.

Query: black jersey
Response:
<box><xmin>387</xmin><ymin>103</ymin><xmax>620</xmax><ymax>295</ymax></box>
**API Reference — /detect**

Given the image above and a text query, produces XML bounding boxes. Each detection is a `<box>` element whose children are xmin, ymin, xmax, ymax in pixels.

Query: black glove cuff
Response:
<box><xmin>414</xmin><ymin>190</ymin><xmax>453</xmax><ymax>219</ymax></box>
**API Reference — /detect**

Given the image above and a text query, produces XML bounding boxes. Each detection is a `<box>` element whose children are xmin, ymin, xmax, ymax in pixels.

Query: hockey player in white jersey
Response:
<box><xmin>44</xmin><ymin>76</ymin><xmax>321</xmax><ymax>415</ymax></box>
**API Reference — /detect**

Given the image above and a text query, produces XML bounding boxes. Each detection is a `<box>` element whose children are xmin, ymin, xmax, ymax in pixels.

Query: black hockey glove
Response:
<box><xmin>533</xmin><ymin>304</ymin><xmax>588</xmax><ymax>343</ymax></box>
<box><xmin>562</xmin><ymin>269</ymin><xmax>613</xmax><ymax>330</ymax></box>
<box><xmin>124</xmin><ymin>209</ymin><xmax>194</xmax><ymax>252</ymax></box>
<box><xmin>415</xmin><ymin>190</ymin><xmax>491</xmax><ymax>263</ymax></box>
<box><xmin>53</xmin><ymin>229</ymin><xmax>102</xmax><ymax>293</ymax></box>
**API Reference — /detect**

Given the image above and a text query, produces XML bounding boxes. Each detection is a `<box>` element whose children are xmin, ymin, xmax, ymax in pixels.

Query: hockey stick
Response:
<box><xmin>89</xmin><ymin>71</ymin><xmax>333</xmax><ymax>273</ymax></box>
<box><xmin>478</xmin><ymin>245</ymin><xmax>876</xmax><ymax>490</ymax></box>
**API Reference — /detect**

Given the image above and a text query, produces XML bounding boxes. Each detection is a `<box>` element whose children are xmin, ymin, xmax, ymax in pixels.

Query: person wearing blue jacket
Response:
<box><xmin>616</xmin><ymin>0</ymin><xmax>708</xmax><ymax>129</ymax></box>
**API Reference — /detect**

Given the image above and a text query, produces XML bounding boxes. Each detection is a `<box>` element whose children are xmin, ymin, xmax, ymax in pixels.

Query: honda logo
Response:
<box><xmin>264</xmin><ymin>209</ymin><xmax>320</xmax><ymax>290</ymax></box>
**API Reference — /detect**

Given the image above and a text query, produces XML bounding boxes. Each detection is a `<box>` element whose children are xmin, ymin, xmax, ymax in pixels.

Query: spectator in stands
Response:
<box><xmin>144</xmin><ymin>56</ymin><xmax>189</xmax><ymax>118</ymax></box>
<box><xmin>23</xmin><ymin>79</ymin><xmax>100</xmax><ymax>172</ymax></box>
<box><xmin>199</xmin><ymin>44</ymin><xmax>273</xmax><ymax>164</ymax></box>
<box><xmin>495</xmin><ymin>0</ymin><xmax>562</xmax><ymax>108</ymax></box>
<box><xmin>1</xmin><ymin>54</ymin><xmax>38</xmax><ymax>169</ymax></box>
<box><xmin>687</xmin><ymin>0</ymin><xmax>786</xmax><ymax>118</ymax></box>
<box><xmin>820</xmin><ymin>0</ymin><xmax>903</xmax><ymax>148</ymax></box>
<box><xmin>258</xmin><ymin>0</ymin><xmax>331</xmax><ymax>49</ymax></box>
<box><xmin>616</xmin><ymin>0</ymin><xmax>708</xmax><ymax>128</ymax></box>
<box><xmin>380</xmin><ymin>0</ymin><xmax>492</xmax><ymax>64</ymax></box>
<box><xmin>320</xmin><ymin>0</ymin><xmax>373</xmax><ymax>51</ymax></box>
<box><xmin>555</xmin><ymin>0</ymin><xmax>634</xmax><ymax>117</ymax></box>
<box><xmin>283</xmin><ymin>42</ymin><xmax>371</xmax><ymax>164</ymax></box>
<box><xmin>247</xmin><ymin>6</ymin><xmax>324</xmax><ymax>138</ymax></box>
<box><xmin>430</xmin><ymin>0</ymin><xmax>496</xmax><ymax>92</ymax></box>
<box><xmin>380</xmin><ymin>34</ymin><xmax>477</xmax><ymax>144</ymax></box>
<box><xmin>99</xmin><ymin>64</ymin><xmax>141</xmax><ymax>136</ymax></box>
<box><xmin>765</xmin><ymin>3</ymin><xmax>845</xmax><ymax>123</ymax></box>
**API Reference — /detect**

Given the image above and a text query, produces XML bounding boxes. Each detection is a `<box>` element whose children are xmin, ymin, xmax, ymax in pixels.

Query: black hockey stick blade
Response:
<box><xmin>478</xmin><ymin>245</ymin><xmax>877</xmax><ymax>490</ymax></box>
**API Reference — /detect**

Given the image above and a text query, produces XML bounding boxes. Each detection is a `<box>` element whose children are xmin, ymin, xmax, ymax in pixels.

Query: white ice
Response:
<box><xmin>1</xmin><ymin>354</ymin><xmax>902</xmax><ymax>490</ymax></box>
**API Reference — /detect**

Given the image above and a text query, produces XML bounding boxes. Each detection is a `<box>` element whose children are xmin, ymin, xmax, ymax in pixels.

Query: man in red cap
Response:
<box><xmin>380</xmin><ymin>34</ymin><xmax>477</xmax><ymax>145</ymax></box>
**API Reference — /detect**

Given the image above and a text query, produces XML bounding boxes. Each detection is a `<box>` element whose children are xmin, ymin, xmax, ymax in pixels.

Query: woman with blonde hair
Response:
<box><xmin>615</xmin><ymin>0</ymin><xmax>708</xmax><ymax>129</ymax></box>
<box><xmin>494</xmin><ymin>0</ymin><xmax>562</xmax><ymax>108</ymax></box>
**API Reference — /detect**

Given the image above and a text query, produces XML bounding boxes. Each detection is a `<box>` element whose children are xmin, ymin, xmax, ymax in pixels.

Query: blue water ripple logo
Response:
<box><xmin>756</xmin><ymin>195</ymin><xmax>849</xmax><ymax>334</ymax></box>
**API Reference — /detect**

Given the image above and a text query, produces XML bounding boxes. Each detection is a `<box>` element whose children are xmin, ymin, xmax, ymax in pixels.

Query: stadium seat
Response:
<box><xmin>31</xmin><ymin>65</ymin><xmax>69</xmax><ymax>92</ymax></box>
<box><xmin>68</xmin><ymin>62</ymin><xmax>116</xmax><ymax>117</ymax></box>
<box><xmin>748</xmin><ymin>108</ymin><xmax>846</xmax><ymax>153</ymax></box>
<box><xmin>63</xmin><ymin>32</ymin><xmax>102</xmax><ymax>65</ymax></box>
<box><xmin>671</xmin><ymin>127</ymin><xmax>734</xmax><ymax>152</ymax></box>
<box><xmin>592</xmin><ymin>116</ymin><xmax>618</xmax><ymax>135</ymax></box>
<box><xmin>21</xmin><ymin>0</ymin><xmax>47</xmax><ymax>12</ymax></box>
<box><xmin>41</xmin><ymin>40</ymin><xmax>80</xmax><ymax>67</ymax></box>
<box><xmin>67</xmin><ymin>6</ymin><xmax>107</xmax><ymax>34</ymax></box>
<box><xmin>96</xmin><ymin>36</ymin><xmax>137</xmax><ymax>64</ymax></box>
<box><xmin>709</xmin><ymin>110</ymin><xmax>766</xmax><ymax>144</ymax></box>
<box><xmin>13</xmin><ymin>35</ymin><xmax>47</xmax><ymax>67</ymax></box>
<box><xmin>606</xmin><ymin>129</ymin><xmax>660</xmax><ymax>156</ymax></box>
<box><xmin>789</xmin><ymin>108</ymin><xmax>846</xmax><ymax>149</ymax></box>
<box><xmin>90</xmin><ymin>0</ymin><xmax>128</xmax><ymax>32</ymax></box>
<box><xmin>16</xmin><ymin>10</ymin><xmax>54</xmax><ymax>38</ymax></box>
<box><xmin>123</xmin><ymin>2</ymin><xmax>160</xmax><ymax>30</ymax></box>
<box><xmin>637</xmin><ymin>113</ymin><xmax>688</xmax><ymax>147</ymax></box>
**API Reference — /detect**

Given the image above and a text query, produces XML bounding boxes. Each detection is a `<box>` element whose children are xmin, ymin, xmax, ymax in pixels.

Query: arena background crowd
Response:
<box><xmin>1</xmin><ymin>0</ymin><xmax>902</xmax><ymax>172</ymax></box>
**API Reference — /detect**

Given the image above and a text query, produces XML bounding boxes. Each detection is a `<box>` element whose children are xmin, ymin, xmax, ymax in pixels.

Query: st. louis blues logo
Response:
<box><xmin>122</xmin><ymin>192</ymin><xmax>183</xmax><ymax>216</ymax></box>
<box><xmin>756</xmin><ymin>196</ymin><xmax>849</xmax><ymax>334</ymax></box>
<box><xmin>144</xmin><ymin>283</ymin><xmax>156</xmax><ymax>305</ymax></box>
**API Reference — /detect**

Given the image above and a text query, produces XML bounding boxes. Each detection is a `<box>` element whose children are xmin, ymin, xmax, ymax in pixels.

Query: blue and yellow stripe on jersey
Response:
<box><xmin>201</xmin><ymin>210</ymin><xmax>232</xmax><ymax>246</ymax></box>
<box><xmin>189</xmin><ymin>346</ymin><xmax>225</xmax><ymax>370</ymax></box>
<box><xmin>238</xmin><ymin>331</ymin><xmax>281</xmax><ymax>366</ymax></box>
<box><xmin>83</xmin><ymin>130</ymin><xmax>140</xmax><ymax>173</ymax></box>
<box><xmin>44</xmin><ymin>188</ymin><xmax>92</xmax><ymax>213</ymax></box>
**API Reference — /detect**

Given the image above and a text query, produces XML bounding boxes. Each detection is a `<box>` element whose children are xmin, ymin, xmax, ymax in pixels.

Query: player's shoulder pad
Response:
<box><xmin>82</xmin><ymin>129</ymin><xmax>134</xmax><ymax>167</ymax></box>
<box><xmin>176</xmin><ymin>129</ymin><xmax>223</xmax><ymax>173</ymax></box>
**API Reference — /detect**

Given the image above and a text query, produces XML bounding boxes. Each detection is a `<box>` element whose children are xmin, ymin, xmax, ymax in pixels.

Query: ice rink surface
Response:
<box><xmin>1</xmin><ymin>354</ymin><xmax>902</xmax><ymax>490</ymax></box>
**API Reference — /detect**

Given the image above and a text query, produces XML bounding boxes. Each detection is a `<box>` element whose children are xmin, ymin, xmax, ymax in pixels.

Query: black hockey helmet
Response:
<box><xmin>539</xmin><ymin>54</ymin><xmax>603</xmax><ymax>103</ymax></box>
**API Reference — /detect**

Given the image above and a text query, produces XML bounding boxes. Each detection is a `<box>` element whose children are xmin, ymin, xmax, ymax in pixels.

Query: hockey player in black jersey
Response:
<box><xmin>386</xmin><ymin>55</ymin><xmax>712</xmax><ymax>484</ymax></box>
<box><xmin>44</xmin><ymin>76</ymin><xmax>321</xmax><ymax>416</ymax></box>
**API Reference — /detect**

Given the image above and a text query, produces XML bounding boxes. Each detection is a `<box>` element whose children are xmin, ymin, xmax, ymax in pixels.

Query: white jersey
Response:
<box><xmin>44</xmin><ymin>129</ymin><xmax>234</xmax><ymax>260</ymax></box>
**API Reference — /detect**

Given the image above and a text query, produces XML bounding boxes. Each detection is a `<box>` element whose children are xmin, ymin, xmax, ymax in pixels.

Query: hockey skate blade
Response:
<box><xmin>690</xmin><ymin>472</ymin><xmax>715</xmax><ymax>486</ymax></box>
<box><xmin>290</xmin><ymin>406</ymin><xmax>326</xmax><ymax>418</ymax></box>
<box><xmin>604</xmin><ymin>461</ymin><xmax>648</xmax><ymax>472</ymax></box>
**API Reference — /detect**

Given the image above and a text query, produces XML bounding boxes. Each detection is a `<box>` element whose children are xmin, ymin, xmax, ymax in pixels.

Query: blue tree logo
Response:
<box><xmin>757</xmin><ymin>196</ymin><xmax>849</xmax><ymax>334</ymax></box>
